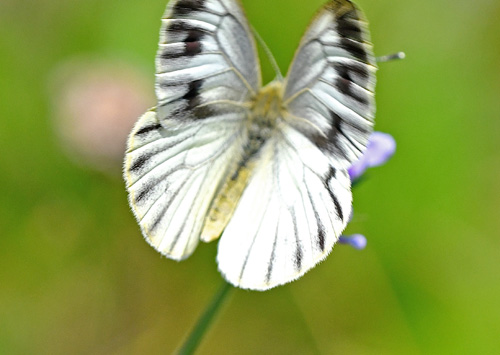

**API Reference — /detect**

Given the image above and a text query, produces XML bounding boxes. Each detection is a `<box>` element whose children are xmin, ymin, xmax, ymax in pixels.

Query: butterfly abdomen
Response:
<box><xmin>200</xmin><ymin>163</ymin><xmax>252</xmax><ymax>242</ymax></box>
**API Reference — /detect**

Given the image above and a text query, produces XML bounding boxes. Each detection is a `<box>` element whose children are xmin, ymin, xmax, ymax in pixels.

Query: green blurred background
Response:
<box><xmin>1</xmin><ymin>0</ymin><xmax>500</xmax><ymax>353</ymax></box>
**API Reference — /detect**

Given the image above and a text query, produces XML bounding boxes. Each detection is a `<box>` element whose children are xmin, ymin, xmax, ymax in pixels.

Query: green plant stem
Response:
<box><xmin>177</xmin><ymin>281</ymin><xmax>233</xmax><ymax>355</ymax></box>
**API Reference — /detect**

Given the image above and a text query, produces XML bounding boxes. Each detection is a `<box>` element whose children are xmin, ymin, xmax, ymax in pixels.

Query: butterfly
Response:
<box><xmin>124</xmin><ymin>0</ymin><xmax>376</xmax><ymax>290</ymax></box>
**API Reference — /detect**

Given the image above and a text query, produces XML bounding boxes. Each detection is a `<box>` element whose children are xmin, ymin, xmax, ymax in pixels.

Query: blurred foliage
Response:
<box><xmin>1</xmin><ymin>0</ymin><xmax>500</xmax><ymax>353</ymax></box>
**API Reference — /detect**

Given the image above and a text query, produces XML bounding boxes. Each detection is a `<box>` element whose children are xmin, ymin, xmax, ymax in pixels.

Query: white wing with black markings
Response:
<box><xmin>124</xmin><ymin>0</ymin><xmax>260</xmax><ymax>260</ymax></box>
<box><xmin>217</xmin><ymin>125</ymin><xmax>353</xmax><ymax>290</ymax></box>
<box><xmin>156</xmin><ymin>0</ymin><xmax>261</xmax><ymax>120</ymax></box>
<box><xmin>283</xmin><ymin>0</ymin><xmax>377</xmax><ymax>169</ymax></box>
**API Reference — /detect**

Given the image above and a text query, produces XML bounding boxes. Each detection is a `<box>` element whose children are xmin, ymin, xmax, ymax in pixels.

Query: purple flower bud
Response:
<box><xmin>338</xmin><ymin>234</ymin><xmax>367</xmax><ymax>250</ymax></box>
<box><xmin>348</xmin><ymin>132</ymin><xmax>396</xmax><ymax>180</ymax></box>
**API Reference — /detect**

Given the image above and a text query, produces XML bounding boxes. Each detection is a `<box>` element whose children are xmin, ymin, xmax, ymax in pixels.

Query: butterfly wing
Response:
<box><xmin>217</xmin><ymin>128</ymin><xmax>353</xmax><ymax>290</ymax></box>
<box><xmin>283</xmin><ymin>0</ymin><xmax>377</xmax><ymax>168</ymax></box>
<box><xmin>217</xmin><ymin>0</ymin><xmax>376</xmax><ymax>290</ymax></box>
<box><xmin>124</xmin><ymin>0</ymin><xmax>260</xmax><ymax>260</ymax></box>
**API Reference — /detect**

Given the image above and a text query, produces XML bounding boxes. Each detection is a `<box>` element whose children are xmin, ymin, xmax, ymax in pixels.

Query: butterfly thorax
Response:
<box><xmin>200</xmin><ymin>82</ymin><xmax>285</xmax><ymax>242</ymax></box>
<box><xmin>250</xmin><ymin>81</ymin><xmax>284</xmax><ymax>125</ymax></box>
<box><xmin>245</xmin><ymin>81</ymin><xmax>284</xmax><ymax>156</ymax></box>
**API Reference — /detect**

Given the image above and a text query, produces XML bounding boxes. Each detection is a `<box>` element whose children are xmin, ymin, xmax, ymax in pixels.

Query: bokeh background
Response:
<box><xmin>1</xmin><ymin>0</ymin><xmax>499</xmax><ymax>353</ymax></box>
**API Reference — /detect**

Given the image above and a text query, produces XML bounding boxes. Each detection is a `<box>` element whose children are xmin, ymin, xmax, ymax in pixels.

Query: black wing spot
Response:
<box><xmin>335</xmin><ymin>77</ymin><xmax>368</xmax><ymax>105</ymax></box>
<box><xmin>295</xmin><ymin>247</ymin><xmax>303</xmax><ymax>271</ymax></box>
<box><xmin>318</xmin><ymin>228</ymin><xmax>326</xmax><ymax>252</ymax></box>
<box><xmin>167</xmin><ymin>21</ymin><xmax>191</xmax><ymax>33</ymax></box>
<box><xmin>336</xmin><ymin>12</ymin><xmax>364</xmax><ymax>43</ymax></box>
<box><xmin>339</xmin><ymin>38</ymin><xmax>368</xmax><ymax>63</ymax></box>
<box><xmin>183</xmin><ymin>80</ymin><xmax>203</xmax><ymax>110</ymax></box>
<box><xmin>135</xmin><ymin>123</ymin><xmax>161</xmax><ymax>136</ymax></box>
<box><xmin>290</xmin><ymin>208</ymin><xmax>303</xmax><ymax>271</ymax></box>
<box><xmin>164</xmin><ymin>23</ymin><xmax>206</xmax><ymax>58</ymax></box>
<box><xmin>185</xmin><ymin>29</ymin><xmax>205</xmax><ymax>43</ymax></box>
<box><xmin>129</xmin><ymin>152</ymin><xmax>153</xmax><ymax>172</ymax></box>
<box><xmin>184</xmin><ymin>80</ymin><xmax>202</xmax><ymax>99</ymax></box>
<box><xmin>265</xmin><ymin>230</ymin><xmax>279</xmax><ymax>284</ymax></box>
<box><xmin>185</xmin><ymin>40</ymin><xmax>202</xmax><ymax>56</ymax></box>
<box><xmin>331</xmin><ymin>192</ymin><xmax>344</xmax><ymax>221</ymax></box>
<box><xmin>171</xmin><ymin>0</ymin><xmax>206</xmax><ymax>17</ymax></box>
<box><xmin>180</xmin><ymin>80</ymin><xmax>215</xmax><ymax>119</ymax></box>
<box><xmin>336</xmin><ymin>77</ymin><xmax>352</xmax><ymax>97</ymax></box>
<box><xmin>324</xmin><ymin>167</ymin><xmax>344</xmax><ymax>222</ymax></box>
<box><xmin>166</xmin><ymin>22</ymin><xmax>208</xmax><ymax>37</ymax></box>
<box><xmin>306</xmin><ymin>185</ymin><xmax>327</xmax><ymax>252</ymax></box>
<box><xmin>184</xmin><ymin>30</ymin><xmax>205</xmax><ymax>56</ymax></box>
<box><xmin>135</xmin><ymin>181</ymin><xmax>155</xmax><ymax>203</ymax></box>
<box><xmin>306</xmin><ymin>112</ymin><xmax>351</xmax><ymax>161</ymax></box>
<box><xmin>333</xmin><ymin>62</ymin><xmax>370</xmax><ymax>104</ymax></box>
<box><xmin>326</xmin><ymin>165</ymin><xmax>337</xmax><ymax>180</ymax></box>
<box><xmin>149</xmin><ymin>210</ymin><xmax>164</xmax><ymax>233</ymax></box>
<box><xmin>160</xmin><ymin>39</ymin><xmax>202</xmax><ymax>60</ymax></box>
<box><xmin>334</xmin><ymin>62</ymin><xmax>369</xmax><ymax>82</ymax></box>
<box><xmin>332</xmin><ymin>111</ymin><xmax>366</xmax><ymax>154</ymax></box>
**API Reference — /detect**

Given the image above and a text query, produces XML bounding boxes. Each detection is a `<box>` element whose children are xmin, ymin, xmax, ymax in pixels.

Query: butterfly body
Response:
<box><xmin>250</xmin><ymin>81</ymin><xmax>284</xmax><ymax>123</ymax></box>
<box><xmin>125</xmin><ymin>0</ymin><xmax>376</xmax><ymax>290</ymax></box>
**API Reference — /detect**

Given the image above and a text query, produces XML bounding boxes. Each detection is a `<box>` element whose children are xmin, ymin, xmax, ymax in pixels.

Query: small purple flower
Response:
<box><xmin>341</xmin><ymin>132</ymin><xmax>395</xmax><ymax>250</ymax></box>
<box><xmin>338</xmin><ymin>234</ymin><xmax>367</xmax><ymax>250</ymax></box>
<box><xmin>348</xmin><ymin>132</ymin><xmax>396</xmax><ymax>180</ymax></box>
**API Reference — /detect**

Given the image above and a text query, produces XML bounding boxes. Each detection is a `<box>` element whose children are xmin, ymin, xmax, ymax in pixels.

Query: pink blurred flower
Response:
<box><xmin>50</xmin><ymin>57</ymin><xmax>155</xmax><ymax>174</ymax></box>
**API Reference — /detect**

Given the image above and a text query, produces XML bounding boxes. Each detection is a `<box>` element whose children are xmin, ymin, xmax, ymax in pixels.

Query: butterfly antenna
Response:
<box><xmin>251</xmin><ymin>26</ymin><xmax>283</xmax><ymax>81</ymax></box>
<box><xmin>376</xmin><ymin>51</ymin><xmax>406</xmax><ymax>63</ymax></box>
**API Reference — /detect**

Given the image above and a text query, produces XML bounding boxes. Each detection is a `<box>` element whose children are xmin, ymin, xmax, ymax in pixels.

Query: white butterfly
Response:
<box><xmin>124</xmin><ymin>0</ymin><xmax>376</xmax><ymax>290</ymax></box>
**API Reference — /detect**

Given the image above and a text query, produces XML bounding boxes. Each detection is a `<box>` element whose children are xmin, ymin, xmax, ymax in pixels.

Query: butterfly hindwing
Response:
<box><xmin>217</xmin><ymin>125</ymin><xmax>353</xmax><ymax>290</ymax></box>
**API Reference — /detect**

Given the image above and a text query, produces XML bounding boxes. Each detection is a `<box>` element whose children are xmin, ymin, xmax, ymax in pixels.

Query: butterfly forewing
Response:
<box><xmin>125</xmin><ymin>0</ymin><xmax>260</xmax><ymax>260</ymax></box>
<box><xmin>156</xmin><ymin>0</ymin><xmax>261</xmax><ymax>120</ymax></box>
<box><xmin>283</xmin><ymin>0</ymin><xmax>377</xmax><ymax>169</ymax></box>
